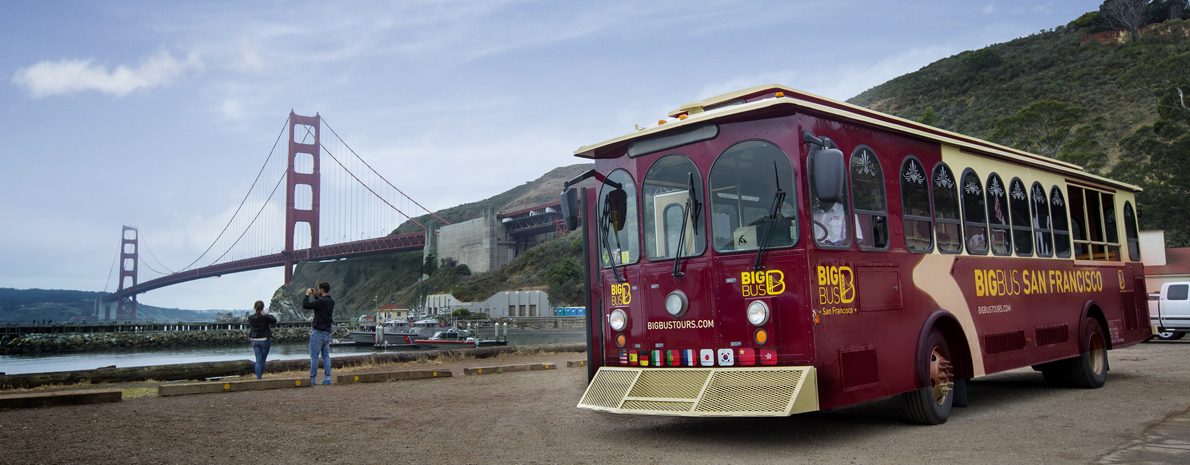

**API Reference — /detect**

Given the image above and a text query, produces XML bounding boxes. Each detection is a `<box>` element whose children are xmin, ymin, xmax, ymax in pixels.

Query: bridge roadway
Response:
<box><xmin>104</xmin><ymin>231</ymin><xmax>426</xmax><ymax>302</ymax></box>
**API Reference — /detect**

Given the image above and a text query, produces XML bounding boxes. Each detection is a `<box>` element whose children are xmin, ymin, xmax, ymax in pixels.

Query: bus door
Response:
<box><xmin>714</xmin><ymin>253</ymin><xmax>811</xmax><ymax>365</ymax></box>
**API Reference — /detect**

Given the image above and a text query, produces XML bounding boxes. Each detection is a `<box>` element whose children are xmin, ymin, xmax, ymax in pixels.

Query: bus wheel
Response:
<box><xmin>1157</xmin><ymin>331</ymin><xmax>1185</xmax><ymax>340</ymax></box>
<box><xmin>1069</xmin><ymin>317</ymin><xmax>1108</xmax><ymax>389</ymax></box>
<box><xmin>903</xmin><ymin>328</ymin><xmax>954</xmax><ymax>425</ymax></box>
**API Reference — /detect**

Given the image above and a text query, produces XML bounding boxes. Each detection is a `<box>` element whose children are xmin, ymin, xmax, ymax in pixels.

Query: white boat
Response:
<box><xmin>374</xmin><ymin>318</ymin><xmax>448</xmax><ymax>347</ymax></box>
<box><xmin>414</xmin><ymin>329</ymin><xmax>509</xmax><ymax>349</ymax></box>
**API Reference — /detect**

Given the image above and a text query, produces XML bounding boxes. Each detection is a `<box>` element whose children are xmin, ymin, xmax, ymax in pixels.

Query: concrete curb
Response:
<box><xmin>158</xmin><ymin>377</ymin><xmax>310</xmax><ymax>396</ymax></box>
<box><xmin>0</xmin><ymin>389</ymin><xmax>122</xmax><ymax>409</ymax></box>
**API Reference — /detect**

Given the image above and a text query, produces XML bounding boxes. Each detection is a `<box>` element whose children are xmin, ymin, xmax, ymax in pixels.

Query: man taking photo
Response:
<box><xmin>304</xmin><ymin>282</ymin><xmax>335</xmax><ymax>385</ymax></box>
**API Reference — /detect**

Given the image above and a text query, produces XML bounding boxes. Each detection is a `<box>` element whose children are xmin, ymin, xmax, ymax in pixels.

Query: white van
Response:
<box><xmin>1151</xmin><ymin>282</ymin><xmax>1190</xmax><ymax>340</ymax></box>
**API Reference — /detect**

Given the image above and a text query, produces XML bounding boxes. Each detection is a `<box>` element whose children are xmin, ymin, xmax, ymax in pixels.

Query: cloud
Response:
<box><xmin>11</xmin><ymin>50</ymin><xmax>202</xmax><ymax>98</ymax></box>
<box><xmin>983</xmin><ymin>4</ymin><xmax>994</xmax><ymax>14</ymax></box>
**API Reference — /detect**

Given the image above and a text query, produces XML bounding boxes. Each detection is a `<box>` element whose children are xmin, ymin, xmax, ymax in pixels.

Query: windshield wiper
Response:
<box><xmin>672</xmin><ymin>173</ymin><xmax>702</xmax><ymax>278</ymax></box>
<box><xmin>601</xmin><ymin>202</ymin><xmax>626</xmax><ymax>283</ymax></box>
<box><xmin>754</xmin><ymin>162</ymin><xmax>786</xmax><ymax>271</ymax></box>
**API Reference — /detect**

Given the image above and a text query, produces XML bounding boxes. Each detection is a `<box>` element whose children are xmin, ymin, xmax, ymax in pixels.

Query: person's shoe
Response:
<box><xmin>321</xmin><ymin>379</ymin><xmax>331</xmax><ymax>385</ymax></box>
<box><xmin>309</xmin><ymin>378</ymin><xmax>316</xmax><ymax>385</ymax></box>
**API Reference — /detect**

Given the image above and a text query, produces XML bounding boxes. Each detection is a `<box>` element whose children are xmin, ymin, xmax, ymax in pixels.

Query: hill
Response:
<box><xmin>0</xmin><ymin>288</ymin><xmax>229</xmax><ymax>322</ymax></box>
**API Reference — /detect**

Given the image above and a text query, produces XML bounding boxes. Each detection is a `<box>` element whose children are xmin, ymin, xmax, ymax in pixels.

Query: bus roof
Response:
<box><xmin>573</xmin><ymin>84</ymin><xmax>1140</xmax><ymax>193</ymax></box>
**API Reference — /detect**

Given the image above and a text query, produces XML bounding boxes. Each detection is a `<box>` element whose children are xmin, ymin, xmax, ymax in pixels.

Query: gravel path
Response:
<box><xmin>4</xmin><ymin>341</ymin><xmax>1190</xmax><ymax>464</ymax></box>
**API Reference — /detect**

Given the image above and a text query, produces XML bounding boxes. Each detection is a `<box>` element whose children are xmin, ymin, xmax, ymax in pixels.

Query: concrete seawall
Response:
<box><xmin>0</xmin><ymin>342</ymin><xmax>586</xmax><ymax>389</ymax></box>
<box><xmin>0</xmin><ymin>327</ymin><xmax>350</xmax><ymax>355</ymax></box>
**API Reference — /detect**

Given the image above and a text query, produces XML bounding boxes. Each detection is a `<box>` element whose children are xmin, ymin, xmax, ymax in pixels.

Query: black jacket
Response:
<box><xmin>248</xmin><ymin>312</ymin><xmax>277</xmax><ymax>339</ymax></box>
<box><xmin>303</xmin><ymin>294</ymin><xmax>335</xmax><ymax>331</ymax></box>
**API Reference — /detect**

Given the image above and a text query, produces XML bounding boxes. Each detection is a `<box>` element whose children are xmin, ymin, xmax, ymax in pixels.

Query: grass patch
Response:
<box><xmin>121</xmin><ymin>387</ymin><xmax>157</xmax><ymax>399</ymax></box>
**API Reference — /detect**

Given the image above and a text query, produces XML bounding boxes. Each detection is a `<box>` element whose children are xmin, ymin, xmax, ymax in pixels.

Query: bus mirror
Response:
<box><xmin>605</xmin><ymin>188</ymin><xmax>628</xmax><ymax>232</ymax></box>
<box><xmin>560</xmin><ymin>188</ymin><xmax>580</xmax><ymax>231</ymax></box>
<box><xmin>813</xmin><ymin>147</ymin><xmax>846</xmax><ymax>203</ymax></box>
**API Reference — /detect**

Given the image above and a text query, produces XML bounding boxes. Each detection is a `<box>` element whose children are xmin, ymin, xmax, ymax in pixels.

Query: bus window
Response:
<box><xmin>900</xmin><ymin>157</ymin><xmax>933</xmax><ymax>253</ymax></box>
<box><xmin>985</xmin><ymin>174</ymin><xmax>1012</xmax><ymax>256</ymax></box>
<box><xmin>598</xmin><ymin>169</ymin><xmax>640</xmax><ymax>267</ymax></box>
<box><xmin>1102</xmin><ymin>192</ymin><xmax>1120</xmax><ymax>261</ymax></box>
<box><xmin>1031</xmin><ymin>182</ymin><xmax>1053</xmax><ymax>257</ymax></box>
<box><xmin>1125</xmin><ymin>201</ymin><xmax>1141</xmax><ymax>261</ymax></box>
<box><xmin>709</xmin><ymin>140</ymin><xmax>797</xmax><ymax>253</ymax></box>
<box><xmin>932</xmin><ymin>163</ymin><xmax>961</xmax><ymax>254</ymax></box>
<box><xmin>961</xmin><ymin>169</ymin><xmax>988</xmax><ymax>254</ymax></box>
<box><xmin>1068</xmin><ymin>186</ymin><xmax>1090</xmax><ymax>259</ymax></box>
<box><xmin>1009</xmin><ymin>178</ymin><xmax>1033</xmax><ymax>256</ymax></box>
<box><xmin>850</xmin><ymin>146</ymin><xmax>888</xmax><ymax>251</ymax></box>
<box><xmin>810</xmin><ymin>143</ymin><xmax>851</xmax><ymax>249</ymax></box>
<box><xmin>642</xmin><ymin>154</ymin><xmax>706</xmax><ymax>260</ymax></box>
<box><xmin>1051</xmin><ymin>186</ymin><xmax>1071</xmax><ymax>258</ymax></box>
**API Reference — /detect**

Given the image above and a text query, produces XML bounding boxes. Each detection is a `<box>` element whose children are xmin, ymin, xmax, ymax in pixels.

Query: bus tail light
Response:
<box><xmin>746</xmin><ymin>300</ymin><xmax>770</xmax><ymax>326</ymax></box>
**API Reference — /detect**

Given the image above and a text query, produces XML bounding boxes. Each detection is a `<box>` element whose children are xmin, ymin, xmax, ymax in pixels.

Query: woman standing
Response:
<box><xmin>248</xmin><ymin>300</ymin><xmax>277</xmax><ymax>380</ymax></box>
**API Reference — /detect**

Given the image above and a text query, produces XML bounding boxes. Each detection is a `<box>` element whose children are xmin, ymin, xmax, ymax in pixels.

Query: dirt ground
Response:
<box><xmin>4</xmin><ymin>341</ymin><xmax>1190</xmax><ymax>464</ymax></box>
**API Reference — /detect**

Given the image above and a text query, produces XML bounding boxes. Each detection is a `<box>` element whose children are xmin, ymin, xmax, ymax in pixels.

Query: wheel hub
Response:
<box><xmin>929</xmin><ymin>348</ymin><xmax>954</xmax><ymax>405</ymax></box>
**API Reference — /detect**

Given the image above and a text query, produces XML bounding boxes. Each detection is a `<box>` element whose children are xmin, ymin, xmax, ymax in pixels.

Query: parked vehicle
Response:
<box><xmin>1152</xmin><ymin>283</ymin><xmax>1190</xmax><ymax>340</ymax></box>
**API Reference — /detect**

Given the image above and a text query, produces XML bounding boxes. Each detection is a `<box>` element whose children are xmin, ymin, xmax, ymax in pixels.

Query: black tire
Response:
<box><xmin>1156</xmin><ymin>331</ymin><xmax>1186</xmax><ymax>340</ymax></box>
<box><xmin>1068</xmin><ymin>317</ymin><xmax>1108</xmax><ymax>389</ymax></box>
<box><xmin>903</xmin><ymin>328</ymin><xmax>954</xmax><ymax>425</ymax></box>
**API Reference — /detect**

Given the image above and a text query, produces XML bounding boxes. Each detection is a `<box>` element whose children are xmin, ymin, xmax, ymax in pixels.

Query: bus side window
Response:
<box><xmin>900</xmin><ymin>156</ymin><xmax>933</xmax><ymax>253</ymax></box>
<box><xmin>960</xmin><ymin>169</ymin><xmax>988</xmax><ymax>255</ymax></box>
<box><xmin>932</xmin><ymin>163</ymin><xmax>961</xmax><ymax>254</ymax></box>
<box><xmin>1031</xmin><ymin>182</ymin><xmax>1053</xmax><ymax>258</ymax></box>
<box><xmin>1102</xmin><ymin>192</ymin><xmax>1120</xmax><ymax>261</ymax></box>
<box><xmin>1009</xmin><ymin>178</ymin><xmax>1033</xmax><ymax>256</ymax></box>
<box><xmin>850</xmin><ymin>146</ymin><xmax>887</xmax><ymax>251</ymax></box>
<box><xmin>1051</xmin><ymin>186</ymin><xmax>1071</xmax><ymax>258</ymax></box>
<box><xmin>985</xmin><ymin>174</ymin><xmax>1012</xmax><ymax>256</ymax></box>
<box><xmin>1125</xmin><ymin>201</ymin><xmax>1140</xmax><ymax>261</ymax></box>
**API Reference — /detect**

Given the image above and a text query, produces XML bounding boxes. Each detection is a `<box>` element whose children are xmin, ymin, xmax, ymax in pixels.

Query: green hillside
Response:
<box><xmin>849</xmin><ymin>14</ymin><xmax>1190</xmax><ymax>246</ymax></box>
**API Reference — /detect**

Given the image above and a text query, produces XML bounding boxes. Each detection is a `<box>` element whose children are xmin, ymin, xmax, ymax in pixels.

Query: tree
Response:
<box><xmin>421</xmin><ymin>252</ymin><xmax>437</xmax><ymax>276</ymax></box>
<box><xmin>1100</xmin><ymin>0</ymin><xmax>1155</xmax><ymax>40</ymax></box>
<box><xmin>917</xmin><ymin>107</ymin><xmax>939</xmax><ymax>126</ymax></box>
<box><xmin>991</xmin><ymin>100</ymin><xmax>1090</xmax><ymax>159</ymax></box>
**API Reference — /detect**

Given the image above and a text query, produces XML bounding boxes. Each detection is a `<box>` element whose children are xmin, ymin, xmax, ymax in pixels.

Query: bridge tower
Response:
<box><xmin>117</xmin><ymin>226</ymin><xmax>138</xmax><ymax>319</ymax></box>
<box><xmin>284</xmin><ymin>112</ymin><xmax>321</xmax><ymax>283</ymax></box>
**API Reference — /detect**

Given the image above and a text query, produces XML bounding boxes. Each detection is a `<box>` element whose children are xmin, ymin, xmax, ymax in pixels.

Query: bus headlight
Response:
<box><xmin>746</xmin><ymin>300</ymin><xmax>770</xmax><ymax>326</ymax></box>
<box><xmin>664</xmin><ymin>290</ymin><xmax>688</xmax><ymax>318</ymax></box>
<box><xmin>609</xmin><ymin>309</ymin><xmax>628</xmax><ymax>331</ymax></box>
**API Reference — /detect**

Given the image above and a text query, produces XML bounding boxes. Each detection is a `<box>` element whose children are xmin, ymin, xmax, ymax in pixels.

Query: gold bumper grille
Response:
<box><xmin>578</xmin><ymin>366</ymin><xmax>817</xmax><ymax>417</ymax></box>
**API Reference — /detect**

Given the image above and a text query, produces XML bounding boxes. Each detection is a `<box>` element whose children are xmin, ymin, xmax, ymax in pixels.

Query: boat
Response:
<box><xmin>374</xmin><ymin>318</ymin><xmax>447</xmax><ymax>347</ymax></box>
<box><xmin>414</xmin><ymin>328</ymin><xmax>509</xmax><ymax>349</ymax></box>
<box><xmin>346</xmin><ymin>331</ymin><xmax>378</xmax><ymax>346</ymax></box>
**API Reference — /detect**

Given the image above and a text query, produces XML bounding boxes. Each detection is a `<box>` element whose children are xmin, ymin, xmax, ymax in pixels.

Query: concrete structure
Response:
<box><xmin>425</xmin><ymin>294</ymin><xmax>468</xmax><ymax>316</ymax></box>
<box><xmin>427</xmin><ymin>202</ymin><xmax>564</xmax><ymax>276</ymax></box>
<box><xmin>485</xmin><ymin>290</ymin><xmax>551</xmax><ymax>318</ymax></box>
<box><xmin>1140</xmin><ymin>230</ymin><xmax>1190</xmax><ymax>291</ymax></box>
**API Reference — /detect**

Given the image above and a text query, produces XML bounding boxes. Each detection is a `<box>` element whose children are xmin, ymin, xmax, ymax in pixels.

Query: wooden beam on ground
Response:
<box><xmin>463</xmin><ymin>363</ymin><xmax>556</xmax><ymax>375</ymax></box>
<box><xmin>566</xmin><ymin>360</ymin><xmax>586</xmax><ymax>368</ymax></box>
<box><xmin>334</xmin><ymin>370</ymin><xmax>451</xmax><ymax>384</ymax></box>
<box><xmin>0</xmin><ymin>389</ymin><xmax>122</xmax><ymax>409</ymax></box>
<box><xmin>158</xmin><ymin>377</ymin><xmax>310</xmax><ymax>397</ymax></box>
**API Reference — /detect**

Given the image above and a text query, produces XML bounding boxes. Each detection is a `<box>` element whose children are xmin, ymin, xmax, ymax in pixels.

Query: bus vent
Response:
<box><xmin>985</xmin><ymin>330</ymin><xmax>1027</xmax><ymax>354</ymax></box>
<box><xmin>1035</xmin><ymin>326</ymin><xmax>1070</xmax><ymax>346</ymax></box>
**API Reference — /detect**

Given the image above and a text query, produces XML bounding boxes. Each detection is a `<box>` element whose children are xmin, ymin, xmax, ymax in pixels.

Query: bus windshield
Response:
<box><xmin>599</xmin><ymin>169</ymin><xmax>640</xmax><ymax>268</ymax></box>
<box><xmin>643</xmin><ymin>154</ymin><xmax>706</xmax><ymax>260</ymax></box>
<box><xmin>709</xmin><ymin>140</ymin><xmax>797</xmax><ymax>252</ymax></box>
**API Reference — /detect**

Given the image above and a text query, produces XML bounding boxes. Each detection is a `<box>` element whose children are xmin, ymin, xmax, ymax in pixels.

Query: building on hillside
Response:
<box><xmin>375</xmin><ymin>303</ymin><xmax>410</xmax><ymax>320</ymax></box>
<box><xmin>1140</xmin><ymin>230</ymin><xmax>1190</xmax><ymax>291</ymax></box>
<box><xmin>424</xmin><ymin>294</ymin><xmax>468</xmax><ymax>316</ymax></box>
<box><xmin>485</xmin><ymin>290</ymin><xmax>551</xmax><ymax>318</ymax></box>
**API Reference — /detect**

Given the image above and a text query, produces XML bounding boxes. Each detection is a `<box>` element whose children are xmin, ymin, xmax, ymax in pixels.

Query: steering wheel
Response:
<box><xmin>812</xmin><ymin>220</ymin><xmax>829</xmax><ymax>242</ymax></box>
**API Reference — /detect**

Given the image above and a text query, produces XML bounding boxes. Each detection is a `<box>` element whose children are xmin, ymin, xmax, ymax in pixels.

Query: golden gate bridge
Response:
<box><xmin>97</xmin><ymin>112</ymin><xmax>449</xmax><ymax>320</ymax></box>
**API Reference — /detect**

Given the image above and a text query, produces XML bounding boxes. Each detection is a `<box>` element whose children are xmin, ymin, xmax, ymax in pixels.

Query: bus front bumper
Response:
<box><xmin>577</xmin><ymin>366</ymin><xmax>818</xmax><ymax>417</ymax></box>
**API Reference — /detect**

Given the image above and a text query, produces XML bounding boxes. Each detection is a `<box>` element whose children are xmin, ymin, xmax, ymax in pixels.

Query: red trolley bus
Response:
<box><xmin>560</xmin><ymin>85</ymin><xmax>1150</xmax><ymax>424</ymax></box>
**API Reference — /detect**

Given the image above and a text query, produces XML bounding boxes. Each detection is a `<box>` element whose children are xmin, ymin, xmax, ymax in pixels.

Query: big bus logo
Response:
<box><xmin>610</xmin><ymin>282</ymin><xmax>632</xmax><ymax>306</ymax></box>
<box><xmin>741</xmin><ymin>270</ymin><xmax>785</xmax><ymax>297</ymax></box>
<box><xmin>817</xmin><ymin>265</ymin><xmax>855</xmax><ymax>305</ymax></box>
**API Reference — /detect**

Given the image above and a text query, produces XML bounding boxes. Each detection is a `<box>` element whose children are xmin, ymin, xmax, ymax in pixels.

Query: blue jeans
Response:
<box><xmin>252</xmin><ymin>339</ymin><xmax>271</xmax><ymax>379</ymax></box>
<box><xmin>309</xmin><ymin>329</ymin><xmax>332</xmax><ymax>380</ymax></box>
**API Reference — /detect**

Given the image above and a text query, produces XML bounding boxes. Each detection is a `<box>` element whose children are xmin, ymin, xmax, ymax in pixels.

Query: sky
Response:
<box><xmin>0</xmin><ymin>0</ymin><xmax>1103</xmax><ymax>311</ymax></box>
